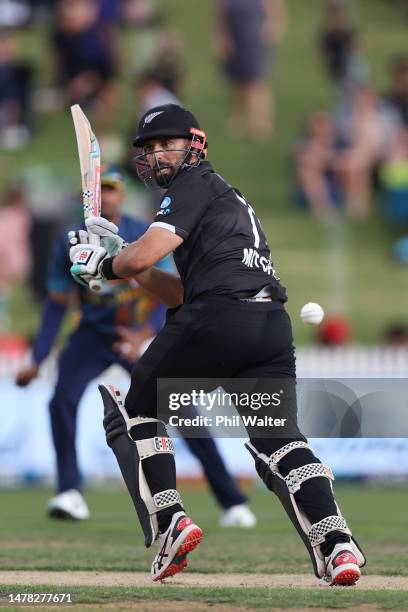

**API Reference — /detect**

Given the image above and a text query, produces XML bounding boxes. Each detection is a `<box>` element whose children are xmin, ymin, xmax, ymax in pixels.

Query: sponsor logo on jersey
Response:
<box><xmin>242</xmin><ymin>248</ymin><xmax>280</xmax><ymax>279</ymax></box>
<box><xmin>156</xmin><ymin>196</ymin><xmax>172</xmax><ymax>217</ymax></box>
<box><xmin>160</xmin><ymin>196</ymin><xmax>172</xmax><ymax>209</ymax></box>
<box><xmin>143</xmin><ymin>110</ymin><xmax>165</xmax><ymax>127</ymax></box>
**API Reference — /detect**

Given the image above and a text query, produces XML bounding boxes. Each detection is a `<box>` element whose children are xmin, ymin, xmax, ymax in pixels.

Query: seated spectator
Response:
<box><xmin>334</xmin><ymin>86</ymin><xmax>401</xmax><ymax>220</ymax></box>
<box><xmin>318</xmin><ymin>0</ymin><xmax>369</xmax><ymax>96</ymax></box>
<box><xmin>0</xmin><ymin>184</ymin><xmax>31</xmax><ymax>330</ymax></box>
<box><xmin>296</xmin><ymin>88</ymin><xmax>402</xmax><ymax>222</ymax></box>
<box><xmin>52</xmin><ymin>0</ymin><xmax>119</xmax><ymax>131</ymax></box>
<box><xmin>380</xmin><ymin>129</ymin><xmax>408</xmax><ymax>225</ymax></box>
<box><xmin>295</xmin><ymin>111</ymin><xmax>340</xmax><ymax>222</ymax></box>
<box><xmin>0</xmin><ymin>28</ymin><xmax>34</xmax><ymax>150</ymax></box>
<box><xmin>384</xmin><ymin>55</ymin><xmax>408</xmax><ymax>128</ymax></box>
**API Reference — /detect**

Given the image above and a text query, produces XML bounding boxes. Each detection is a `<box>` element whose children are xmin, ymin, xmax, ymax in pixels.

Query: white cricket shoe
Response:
<box><xmin>220</xmin><ymin>504</ymin><xmax>257</xmax><ymax>528</ymax></box>
<box><xmin>151</xmin><ymin>511</ymin><xmax>203</xmax><ymax>581</ymax></box>
<box><xmin>322</xmin><ymin>542</ymin><xmax>361</xmax><ymax>586</ymax></box>
<box><xmin>47</xmin><ymin>489</ymin><xmax>90</xmax><ymax>521</ymax></box>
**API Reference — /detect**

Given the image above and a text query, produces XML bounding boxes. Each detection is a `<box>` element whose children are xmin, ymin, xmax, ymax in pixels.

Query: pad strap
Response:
<box><xmin>128</xmin><ymin>416</ymin><xmax>164</xmax><ymax>428</ymax></box>
<box><xmin>153</xmin><ymin>489</ymin><xmax>183</xmax><ymax>510</ymax></box>
<box><xmin>285</xmin><ymin>463</ymin><xmax>334</xmax><ymax>494</ymax></box>
<box><xmin>270</xmin><ymin>441</ymin><xmax>313</xmax><ymax>466</ymax></box>
<box><xmin>309</xmin><ymin>515</ymin><xmax>350</xmax><ymax>547</ymax></box>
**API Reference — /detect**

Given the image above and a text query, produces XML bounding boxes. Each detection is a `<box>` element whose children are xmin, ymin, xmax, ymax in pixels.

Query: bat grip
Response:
<box><xmin>88</xmin><ymin>230</ymin><xmax>102</xmax><ymax>292</ymax></box>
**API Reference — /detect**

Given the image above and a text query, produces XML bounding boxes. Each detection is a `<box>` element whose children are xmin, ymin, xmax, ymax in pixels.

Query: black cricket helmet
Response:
<box><xmin>133</xmin><ymin>104</ymin><xmax>207</xmax><ymax>188</ymax></box>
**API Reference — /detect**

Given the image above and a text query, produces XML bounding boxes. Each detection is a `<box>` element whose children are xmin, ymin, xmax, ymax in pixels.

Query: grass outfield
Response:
<box><xmin>1</xmin><ymin>484</ymin><xmax>408</xmax><ymax>609</ymax></box>
<box><xmin>1</xmin><ymin>586</ymin><xmax>408</xmax><ymax>611</ymax></box>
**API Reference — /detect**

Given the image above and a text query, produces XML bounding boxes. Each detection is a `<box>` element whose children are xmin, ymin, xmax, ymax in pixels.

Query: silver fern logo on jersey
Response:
<box><xmin>143</xmin><ymin>111</ymin><xmax>165</xmax><ymax>127</ymax></box>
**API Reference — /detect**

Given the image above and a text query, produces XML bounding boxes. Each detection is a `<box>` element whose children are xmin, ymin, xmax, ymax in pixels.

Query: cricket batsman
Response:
<box><xmin>69</xmin><ymin>104</ymin><xmax>366</xmax><ymax>584</ymax></box>
<box><xmin>16</xmin><ymin>164</ymin><xmax>255</xmax><ymax>527</ymax></box>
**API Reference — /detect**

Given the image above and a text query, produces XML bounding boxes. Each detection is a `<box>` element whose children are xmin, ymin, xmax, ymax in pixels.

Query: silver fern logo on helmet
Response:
<box><xmin>143</xmin><ymin>110</ymin><xmax>165</xmax><ymax>127</ymax></box>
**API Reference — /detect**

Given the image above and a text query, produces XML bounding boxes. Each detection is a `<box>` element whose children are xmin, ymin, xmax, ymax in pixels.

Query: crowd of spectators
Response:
<box><xmin>0</xmin><ymin>0</ymin><xmax>290</xmax><ymax>149</ymax></box>
<box><xmin>295</xmin><ymin>1</ymin><xmax>407</xmax><ymax>226</ymax></box>
<box><xmin>0</xmin><ymin>0</ymin><xmax>169</xmax><ymax>149</ymax></box>
<box><xmin>0</xmin><ymin>0</ymin><xmax>407</xmax><ymax>333</ymax></box>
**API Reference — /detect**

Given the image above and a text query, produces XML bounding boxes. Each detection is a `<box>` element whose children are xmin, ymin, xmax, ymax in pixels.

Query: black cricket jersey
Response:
<box><xmin>150</xmin><ymin>161</ymin><xmax>287</xmax><ymax>304</ymax></box>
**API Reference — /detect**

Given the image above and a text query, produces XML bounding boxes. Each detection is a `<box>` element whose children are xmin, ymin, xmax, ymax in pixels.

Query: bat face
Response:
<box><xmin>71</xmin><ymin>104</ymin><xmax>103</xmax><ymax>291</ymax></box>
<box><xmin>71</xmin><ymin>104</ymin><xmax>101</xmax><ymax>220</ymax></box>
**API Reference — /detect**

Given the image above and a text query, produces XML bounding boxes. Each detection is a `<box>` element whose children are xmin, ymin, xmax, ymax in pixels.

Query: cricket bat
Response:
<box><xmin>70</xmin><ymin>104</ymin><xmax>102</xmax><ymax>291</ymax></box>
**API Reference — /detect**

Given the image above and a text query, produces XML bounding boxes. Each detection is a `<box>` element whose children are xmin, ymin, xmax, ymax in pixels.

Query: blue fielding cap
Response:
<box><xmin>101</xmin><ymin>164</ymin><xmax>125</xmax><ymax>189</ymax></box>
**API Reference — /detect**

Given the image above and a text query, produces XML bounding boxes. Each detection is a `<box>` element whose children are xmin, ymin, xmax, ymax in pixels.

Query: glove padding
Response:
<box><xmin>69</xmin><ymin>243</ymin><xmax>108</xmax><ymax>286</ymax></box>
<box><xmin>85</xmin><ymin>216</ymin><xmax>127</xmax><ymax>256</ymax></box>
<box><xmin>68</xmin><ymin>229</ymin><xmax>89</xmax><ymax>246</ymax></box>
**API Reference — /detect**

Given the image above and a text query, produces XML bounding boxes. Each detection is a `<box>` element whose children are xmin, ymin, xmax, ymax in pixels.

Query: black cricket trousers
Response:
<box><xmin>125</xmin><ymin>295</ymin><xmax>341</xmax><ymax>547</ymax></box>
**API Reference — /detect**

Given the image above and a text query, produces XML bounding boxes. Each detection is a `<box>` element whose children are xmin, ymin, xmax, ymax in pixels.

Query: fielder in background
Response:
<box><xmin>16</xmin><ymin>165</ymin><xmax>256</xmax><ymax>527</ymax></box>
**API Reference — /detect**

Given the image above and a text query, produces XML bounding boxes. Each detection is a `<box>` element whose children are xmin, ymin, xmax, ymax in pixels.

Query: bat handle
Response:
<box><xmin>88</xmin><ymin>230</ymin><xmax>102</xmax><ymax>292</ymax></box>
<box><xmin>90</xmin><ymin>278</ymin><xmax>102</xmax><ymax>292</ymax></box>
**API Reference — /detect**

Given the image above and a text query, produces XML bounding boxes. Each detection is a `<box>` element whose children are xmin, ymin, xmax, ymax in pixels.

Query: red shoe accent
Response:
<box><xmin>153</xmin><ymin>528</ymin><xmax>203</xmax><ymax>582</ymax></box>
<box><xmin>333</xmin><ymin>568</ymin><xmax>361</xmax><ymax>586</ymax></box>
<box><xmin>177</xmin><ymin>517</ymin><xmax>193</xmax><ymax>531</ymax></box>
<box><xmin>158</xmin><ymin>558</ymin><xmax>188</xmax><ymax>580</ymax></box>
<box><xmin>177</xmin><ymin>527</ymin><xmax>203</xmax><ymax>555</ymax></box>
<box><xmin>333</xmin><ymin>552</ymin><xmax>357</xmax><ymax>567</ymax></box>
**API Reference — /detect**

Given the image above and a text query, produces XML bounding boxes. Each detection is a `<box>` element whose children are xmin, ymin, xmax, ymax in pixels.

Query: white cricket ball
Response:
<box><xmin>300</xmin><ymin>302</ymin><xmax>324</xmax><ymax>325</ymax></box>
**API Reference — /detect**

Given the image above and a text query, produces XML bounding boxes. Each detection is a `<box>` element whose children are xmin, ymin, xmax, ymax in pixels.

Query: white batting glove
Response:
<box><xmin>68</xmin><ymin>229</ymin><xmax>89</xmax><ymax>246</ymax></box>
<box><xmin>85</xmin><ymin>216</ymin><xmax>128</xmax><ymax>256</ymax></box>
<box><xmin>69</xmin><ymin>243</ymin><xmax>108</xmax><ymax>286</ymax></box>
